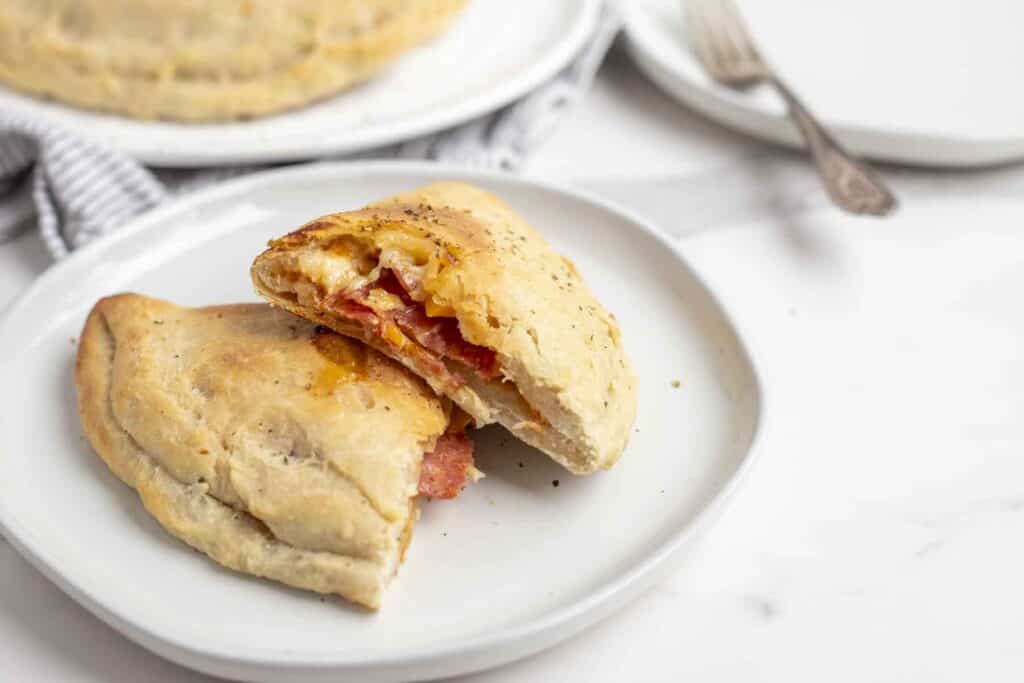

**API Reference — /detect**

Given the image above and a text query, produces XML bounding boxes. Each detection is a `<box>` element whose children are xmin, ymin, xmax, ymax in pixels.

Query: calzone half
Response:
<box><xmin>252</xmin><ymin>182</ymin><xmax>637</xmax><ymax>474</ymax></box>
<box><xmin>75</xmin><ymin>293</ymin><xmax>474</xmax><ymax>609</ymax></box>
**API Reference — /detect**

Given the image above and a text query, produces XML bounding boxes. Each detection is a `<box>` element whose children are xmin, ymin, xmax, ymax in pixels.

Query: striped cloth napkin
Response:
<box><xmin>0</xmin><ymin>8</ymin><xmax>619</xmax><ymax>260</ymax></box>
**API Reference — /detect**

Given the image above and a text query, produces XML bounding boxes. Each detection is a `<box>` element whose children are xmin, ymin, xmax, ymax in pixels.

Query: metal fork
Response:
<box><xmin>685</xmin><ymin>0</ymin><xmax>897</xmax><ymax>216</ymax></box>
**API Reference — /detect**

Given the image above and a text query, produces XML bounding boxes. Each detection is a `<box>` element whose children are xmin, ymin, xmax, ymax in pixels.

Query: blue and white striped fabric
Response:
<box><xmin>0</xmin><ymin>8</ymin><xmax>620</xmax><ymax>260</ymax></box>
<box><xmin>0</xmin><ymin>115</ymin><xmax>167</xmax><ymax>258</ymax></box>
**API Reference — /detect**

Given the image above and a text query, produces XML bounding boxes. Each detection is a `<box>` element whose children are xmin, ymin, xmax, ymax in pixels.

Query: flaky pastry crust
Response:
<box><xmin>75</xmin><ymin>293</ymin><xmax>449</xmax><ymax>608</ymax></box>
<box><xmin>0</xmin><ymin>0</ymin><xmax>467</xmax><ymax>121</ymax></box>
<box><xmin>252</xmin><ymin>182</ymin><xmax>637</xmax><ymax>474</ymax></box>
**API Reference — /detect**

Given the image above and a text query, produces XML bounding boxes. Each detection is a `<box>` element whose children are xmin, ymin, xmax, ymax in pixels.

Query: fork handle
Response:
<box><xmin>769</xmin><ymin>77</ymin><xmax>897</xmax><ymax>216</ymax></box>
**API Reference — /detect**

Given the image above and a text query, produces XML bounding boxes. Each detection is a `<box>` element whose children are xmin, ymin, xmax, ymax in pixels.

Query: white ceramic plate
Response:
<box><xmin>0</xmin><ymin>163</ymin><xmax>761</xmax><ymax>682</ymax></box>
<box><xmin>624</xmin><ymin>0</ymin><xmax>1024</xmax><ymax>167</ymax></box>
<box><xmin>0</xmin><ymin>1</ymin><xmax>598</xmax><ymax>167</ymax></box>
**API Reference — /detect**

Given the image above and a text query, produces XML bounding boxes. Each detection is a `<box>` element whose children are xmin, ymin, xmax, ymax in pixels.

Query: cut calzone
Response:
<box><xmin>252</xmin><ymin>182</ymin><xmax>637</xmax><ymax>474</ymax></box>
<box><xmin>75</xmin><ymin>294</ymin><xmax>474</xmax><ymax>609</ymax></box>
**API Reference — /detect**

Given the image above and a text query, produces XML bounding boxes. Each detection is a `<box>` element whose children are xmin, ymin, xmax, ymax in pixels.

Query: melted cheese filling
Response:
<box><xmin>291</xmin><ymin>235</ymin><xmax>464</xmax><ymax>332</ymax></box>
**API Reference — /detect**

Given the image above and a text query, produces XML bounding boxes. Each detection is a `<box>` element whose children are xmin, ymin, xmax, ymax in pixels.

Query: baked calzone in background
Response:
<box><xmin>75</xmin><ymin>294</ymin><xmax>475</xmax><ymax>609</ymax></box>
<box><xmin>252</xmin><ymin>182</ymin><xmax>638</xmax><ymax>475</ymax></box>
<box><xmin>0</xmin><ymin>0</ymin><xmax>468</xmax><ymax>121</ymax></box>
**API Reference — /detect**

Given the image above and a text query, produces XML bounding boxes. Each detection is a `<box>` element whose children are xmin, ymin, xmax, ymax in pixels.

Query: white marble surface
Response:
<box><xmin>4</xmin><ymin>51</ymin><xmax>1024</xmax><ymax>681</ymax></box>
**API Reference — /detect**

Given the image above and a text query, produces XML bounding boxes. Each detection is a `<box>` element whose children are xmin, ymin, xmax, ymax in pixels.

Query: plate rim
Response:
<box><xmin>0</xmin><ymin>0</ymin><xmax>601</xmax><ymax>168</ymax></box>
<box><xmin>621</xmin><ymin>0</ymin><xmax>1024</xmax><ymax>168</ymax></box>
<box><xmin>0</xmin><ymin>161</ymin><xmax>765</xmax><ymax>676</ymax></box>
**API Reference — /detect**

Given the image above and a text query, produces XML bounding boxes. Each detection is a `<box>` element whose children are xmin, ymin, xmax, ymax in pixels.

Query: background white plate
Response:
<box><xmin>624</xmin><ymin>0</ymin><xmax>1024</xmax><ymax>167</ymax></box>
<box><xmin>0</xmin><ymin>0</ymin><xmax>598</xmax><ymax>167</ymax></box>
<box><xmin>0</xmin><ymin>163</ymin><xmax>761</xmax><ymax>682</ymax></box>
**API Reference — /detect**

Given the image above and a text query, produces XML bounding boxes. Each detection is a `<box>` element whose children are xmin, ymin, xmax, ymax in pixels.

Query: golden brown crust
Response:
<box><xmin>252</xmin><ymin>182</ymin><xmax>638</xmax><ymax>473</ymax></box>
<box><xmin>0</xmin><ymin>0</ymin><xmax>467</xmax><ymax>121</ymax></box>
<box><xmin>75</xmin><ymin>293</ymin><xmax>448</xmax><ymax>609</ymax></box>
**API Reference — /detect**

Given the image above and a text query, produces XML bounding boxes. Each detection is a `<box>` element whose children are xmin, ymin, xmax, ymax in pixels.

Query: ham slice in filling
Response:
<box><xmin>327</xmin><ymin>270</ymin><xmax>501</xmax><ymax>386</ymax></box>
<box><xmin>323</xmin><ymin>270</ymin><xmax>488</xmax><ymax>499</ymax></box>
<box><xmin>418</xmin><ymin>432</ymin><xmax>474</xmax><ymax>499</ymax></box>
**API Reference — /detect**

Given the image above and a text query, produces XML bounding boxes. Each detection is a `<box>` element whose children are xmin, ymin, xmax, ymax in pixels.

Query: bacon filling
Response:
<box><xmin>328</xmin><ymin>270</ymin><xmax>500</xmax><ymax>385</ymax></box>
<box><xmin>417</xmin><ymin>432</ymin><xmax>474</xmax><ymax>499</ymax></box>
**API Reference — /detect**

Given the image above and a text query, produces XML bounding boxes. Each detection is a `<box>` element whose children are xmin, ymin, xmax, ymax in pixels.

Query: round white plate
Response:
<box><xmin>0</xmin><ymin>1</ymin><xmax>598</xmax><ymax>167</ymax></box>
<box><xmin>624</xmin><ymin>0</ymin><xmax>1024</xmax><ymax>167</ymax></box>
<box><xmin>0</xmin><ymin>163</ymin><xmax>761</xmax><ymax>682</ymax></box>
